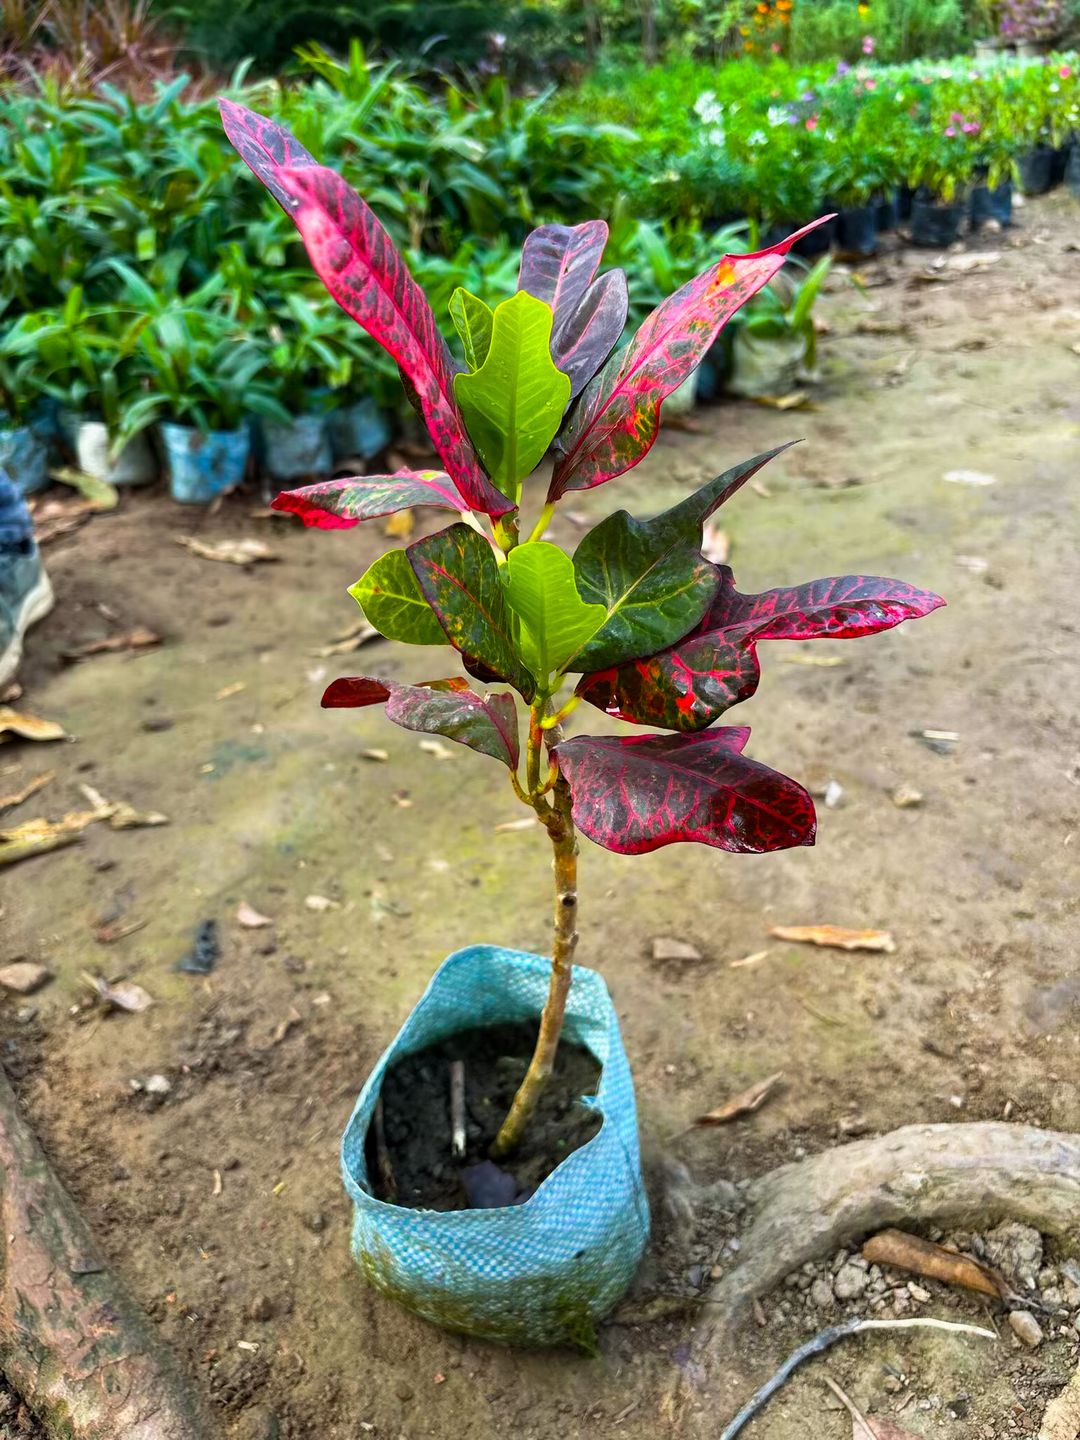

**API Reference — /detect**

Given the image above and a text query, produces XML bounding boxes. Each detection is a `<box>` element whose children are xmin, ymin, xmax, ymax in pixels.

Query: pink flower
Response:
<box><xmin>805</xmin><ymin>115</ymin><xmax>819</xmax><ymax>130</ymax></box>
<box><xmin>945</xmin><ymin>126</ymin><xmax>956</xmax><ymax>137</ymax></box>
<box><xmin>865</xmin><ymin>77</ymin><xmax>877</xmax><ymax>90</ymax></box>
<box><xmin>862</xmin><ymin>34</ymin><xmax>876</xmax><ymax>54</ymax></box>
<box><xmin>771</xmin><ymin>41</ymin><xmax>781</xmax><ymax>52</ymax></box>
<box><xmin>1061</xmin><ymin>65</ymin><xmax>1073</xmax><ymax>78</ymax></box>
<box><xmin>963</xmin><ymin>122</ymin><xmax>980</xmax><ymax>134</ymax></box>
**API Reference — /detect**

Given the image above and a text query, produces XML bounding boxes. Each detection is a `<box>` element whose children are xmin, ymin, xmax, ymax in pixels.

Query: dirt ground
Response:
<box><xmin>2</xmin><ymin>192</ymin><xmax>1079</xmax><ymax>1440</ymax></box>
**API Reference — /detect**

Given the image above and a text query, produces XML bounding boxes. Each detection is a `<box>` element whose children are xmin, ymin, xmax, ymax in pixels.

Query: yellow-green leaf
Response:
<box><xmin>348</xmin><ymin>549</ymin><xmax>446</xmax><ymax>646</ymax></box>
<box><xmin>502</xmin><ymin>541</ymin><xmax>606</xmax><ymax>687</ymax></box>
<box><xmin>453</xmin><ymin>292</ymin><xmax>571</xmax><ymax>499</ymax></box>
<box><xmin>449</xmin><ymin>288</ymin><xmax>494</xmax><ymax>370</ymax></box>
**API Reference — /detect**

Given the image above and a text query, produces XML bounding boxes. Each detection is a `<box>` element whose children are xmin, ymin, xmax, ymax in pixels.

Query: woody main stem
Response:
<box><xmin>491</xmin><ymin>711</ymin><xmax>579</xmax><ymax>1158</ymax></box>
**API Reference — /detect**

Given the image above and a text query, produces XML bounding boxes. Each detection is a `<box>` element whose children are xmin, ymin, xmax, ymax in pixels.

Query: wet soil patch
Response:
<box><xmin>371</xmin><ymin>1022</ymin><xmax>602</xmax><ymax>1210</ymax></box>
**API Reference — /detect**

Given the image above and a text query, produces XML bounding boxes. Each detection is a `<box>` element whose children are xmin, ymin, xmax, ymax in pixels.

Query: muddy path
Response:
<box><xmin>1</xmin><ymin>194</ymin><xmax>1078</xmax><ymax>1439</ymax></box>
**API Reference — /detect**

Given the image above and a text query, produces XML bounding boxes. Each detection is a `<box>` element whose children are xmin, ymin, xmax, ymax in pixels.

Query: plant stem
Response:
<box><xmin>491</xmin><ymin>719</ymin><xmax>579</xmax><ymax>1158</ymax></box>
<box><xmin>527</xmin><ymin>501</ymin><xmax>556</xmax><ymax>543</ymax></box>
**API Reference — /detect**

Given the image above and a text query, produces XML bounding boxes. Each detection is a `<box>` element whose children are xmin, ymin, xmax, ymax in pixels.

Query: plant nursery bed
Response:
<box><xmin>373</xmin><ymin>1022</ymin><xmax>602</xmax><ymax>1210</ymax></box>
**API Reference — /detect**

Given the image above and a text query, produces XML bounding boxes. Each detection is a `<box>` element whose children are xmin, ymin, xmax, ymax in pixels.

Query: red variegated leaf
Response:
<box><xmin>711</xmin><ymin>571</ymin><xmax>946</xmax><ymax>642</ymax></box>
<box><xmin>548</xmin><ymin>219</ymin><xmax>829</xmax><ymax>500</ymax></box>
<box><xmin>218</xmin><ymin>98</ymin><xmax>317</xmax><ymax>215</ymax></box>
<box><xmin>270</xmin><ymin>471</ymin><xmax>469</xmax><ymax>529</ymax></box>
<box><xmin>556</xmin><ymin>730</ymin><xmax>816</xmax><ymax>855</ymax></box>
<box><xmin>553</xmin><ymin>269</ymin><xmax>629</xmax><ymax>400</ymax></box>
<box><xmin>270</xmin><ymin>161</ymin><xmax>511</xmax><ymax>519</ymax></box>
<box><xmin>577</xmin><ymin>567</ymin><xmax>942</xmax><ymax>732</ymax></box>
<box><xmin>518</xmin><ymin>221</ymin><xmax>608</xmax><ymax>316</ymax></box>
<box><xmin>322</xmin><ymin>675</ymin><xmax>519</xmax><ymax>768</ymax></box>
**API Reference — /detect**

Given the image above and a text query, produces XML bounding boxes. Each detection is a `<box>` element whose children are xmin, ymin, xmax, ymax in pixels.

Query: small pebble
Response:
<box><xmin>248</xmin><ymin>1294</ymin><xmax>275</xmax><ymax>1322</ymax></box>
<box><xmin>833</xmin><ymin>1263</ymin><xmax>869</xmax><ymax>1301</ymax></box>
<box><xmin>0</xmin><ymin>962</ymin><xmax>50</xmax><ymax>995</ymax></box>
<box><xmin>1008</xmin><ymin>1310</ymin><xmax>1044</xmax><ymax>1348</ymax></box>
<box><xmin>810</xmin><ymin>1277</ymin><xmax>835</xmax><ymax>1308</ymax></box>
<box><xmin>144</xmin><ymin>1074</ymin><xmax>172</xmax><ymax>1096</ymax></box>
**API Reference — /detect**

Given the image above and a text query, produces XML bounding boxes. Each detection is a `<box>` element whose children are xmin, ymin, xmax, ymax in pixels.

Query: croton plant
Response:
<box><xmin>221</xmin><ymin>99</ymin><xmax>943</xmax><ymax>1157</ymax></box>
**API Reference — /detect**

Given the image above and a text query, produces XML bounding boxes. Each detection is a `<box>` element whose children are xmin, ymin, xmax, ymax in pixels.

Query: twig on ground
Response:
<box><xmin>450</xmin><ymin>1059</ymin><xmax>466</xmax><ymax>1160</ymax></box>
<box><xmin>824</xmin><ymin>1375</ymin><xmax>875</xmax><ymax>1434</ymax></box>
<box><xmin>717</xmin><ymin>1317</ymin><xmax>996</xmax><ymax>1440</ymax></box>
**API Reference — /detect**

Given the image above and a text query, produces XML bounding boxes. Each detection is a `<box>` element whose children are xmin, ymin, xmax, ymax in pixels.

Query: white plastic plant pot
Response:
<box><xmin>341</xmin><ymin>945</ymin><xmax>650</xmax><ymax>1349</ymax></box>
<box><xmin>728</xmin><ymin>328</ymin><xmax>807</xmax><ymax>399</ymax></box>
<box><xmin>0</xmin><ymin>423</ymin><xmax>49</xmax><ymax>496</ymax></box>
<box><xmin>327</xmin><ymin>397</ymin><xmax>393</xmax><ymax>463</ymax></box>
<box><xmin>75</xmin><ymin>420</ymin><xmax>157</xmax><ymax>487</ymax></box>
<box><xmin>260</xmin><ymin>413</ymin><xmax>332</xmax><ymax>482</ymax></box>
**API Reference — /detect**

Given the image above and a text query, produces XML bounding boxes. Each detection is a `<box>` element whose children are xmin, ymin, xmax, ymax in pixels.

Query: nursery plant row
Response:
<box><xmin>0</xmin><ymin>45</ymin><xmax>1077</xmax><ymax>500</ymax></box>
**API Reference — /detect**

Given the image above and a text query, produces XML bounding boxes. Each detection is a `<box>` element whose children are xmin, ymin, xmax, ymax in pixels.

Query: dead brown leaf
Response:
<box><xmin>93</xmin><ymin>918</ymin><xmax>147</xmax><ymax>944</ymax></box>
<box><xmin>216</xmin><ymin>681</ymin><xmax>246</xmax><ymax>700</ymax></box>
<box><xmin>752</xmin><ymin>390</ymin><xmax>810</xmax><ymax>410</ymax></box>
<box><xmin>237</xmin><ymin>900</ymin><xmax>273</xmax><ymax>929</ymax></box>
<box><xmin>62</xmin><ymin>627</ymin><xmax>161</xmax><ymax>662</ymax></box>
<box><xmin>826</xmin><ymin>1377</ymin><xmax>917</xmax><ymax>1439</ymax></box>
<box><xmin>312</xmin><ymin>620</ymin><xmax>379</xmax><ymax>657</ymax></box>
<box><xmin>729</xmin><ymin>949</ymin><xmax>772</xmax><ymax>969</ymax></box>
<box><xmin>0</xmin><ymin>803</ymin><xmax>112</xmax><ymax>867</ymax></box>
<box><xmin>861</xmin><ymin>1228</ymin><xmax>1008</xmax><ymax>1299</ymax></box>
<box><xmin>176</xmin><ymin>536</ymin><xmax>278</xmax><ymax>566</ymax></box>
<box><xmin>0</xmin><ymin>770</ymin><xmax>55</xmax><ymax>813</ymax></box>
<box><xmin>694</xmin><ymin>1072</ymin><xmax>784</xmax><ymax>1126</ymax></box>
<box><xmin>82</xmin><ymin>973</ymin><xmax>154</xmax><ymax>1013</ymax></box>
<box><xmin>769</xmin><ymin>924</ymin><xmax>896</xmax><ymax>953</ymax></box>
<box><xmin>0</xmin><ymin>707</ymin><xmax>67</xmax><ymax>744</ymax></box>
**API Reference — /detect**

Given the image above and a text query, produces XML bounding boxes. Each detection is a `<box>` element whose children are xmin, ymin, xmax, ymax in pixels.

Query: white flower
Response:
<box><xmin>748</xmin><ymin>129</ymin><xmax>766</xmax><ymax>146</ymax></box>
<box><xmin>768</xmin><ymin>105</ymin><xmax>787</xmax><ymax>126</ymax></box>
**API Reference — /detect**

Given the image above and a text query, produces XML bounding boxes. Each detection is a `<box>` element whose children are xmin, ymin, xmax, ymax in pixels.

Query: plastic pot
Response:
<box><xmin>160</xmin><ymin>422</ymin><xmax>249</xmax><ymax>504</ymax></box>
<box><xmin>260</xmin><ymin>413</ymin><xmax>332</xmax><ymax>483</ymax></box>
<box><xmin>765</xmin><ymin>215</ymin><xmax>835</xmax><ymax>257</ymax></box>
<box><xmin>74</xmin><ymin>420</ymin><xmax>157</xmax><ymax>487</ymax></box>
<box><xmin>663</xmin><ymin>371</ymin><xmax>699</xmax><ymax>417</ymax></box>
<box><xmin>341</xmin><ymin>945</ymin><xmax>649</xmax><ymax>1347</ymax></box>
<box><xmin>0</xmin><ymin>422</ymin><xmax>49</xmax><ymax>496</ymax></box>
<box><xmin>1019</xmin><ymin>145</ymin><xmax>1054</xmax><ymax>196</ymax></box>
<box><xmin>897</xmin><ymin>185</ymin><xmax>915</xmax><ymax>222</ymax></box>
<box><xmin>1050</xmin><ymin>145</ymin><xmax>1070</xmax><ymax>188</ymax></box>
<box><xmin>728</xmin><ymin>327</ymin><xmax>806</xmax><ymax>399</ymax></box>
<box><xmin>969</xmin><ymin>179</ymin><xmax>1013</xmax><ymax>229</ymax></box>
<box><xmin>1067</xmin><ymin>142</ymin><xmax>1080</xmax><ymax>199</ymax></box>
<box><xmin>875</xmin><ymin>191</ymin><xmax>900</xmax><ymax>233</ymax></box>
<box><xmin>910</xmin><ymin>188</ymin><xmax>967</xmax><ymax>247</ymax></box>
<box><xmin>836</xmin><ymin>204</ymin><xmax>878</xmax><ymax>256</ymax></box>
<box><xmin>327</xmin><ymin>397</ymin><xmax>393</xmax><ymax>463</ymax></box>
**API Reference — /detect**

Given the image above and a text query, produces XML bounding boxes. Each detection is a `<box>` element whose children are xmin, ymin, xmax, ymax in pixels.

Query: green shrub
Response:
<box><xmin>789</xmin><ymin>0</ymin><xmax>972</xmax><ymax>65</ymax></box>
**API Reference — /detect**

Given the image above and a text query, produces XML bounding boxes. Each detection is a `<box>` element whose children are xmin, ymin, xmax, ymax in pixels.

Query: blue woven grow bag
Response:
<box><xmin>340</xmin><ymin>945</ymin><xmax>649</xmax><ymax>1347</ymax></box>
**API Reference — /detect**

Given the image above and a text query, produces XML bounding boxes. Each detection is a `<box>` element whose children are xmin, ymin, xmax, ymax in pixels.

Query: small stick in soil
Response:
<box><xmin>823</xmin><ymin>1375</ymin><xmax>876</xmax><ymax>1433</ymax></box>
<box><xmin>449</xmin><ymin>1059</ymin><xmax>466</xmax><ymax>1160</ymax></box>
<box><xmin>716</xmin><ymin>1317</ymin><xmax>997</xmax><ymax>1440</ymax></box>
<box><xmin>373</xmin><ymin>1096</ymin><xmax>396</xmax><ymax>1202</ymax></box>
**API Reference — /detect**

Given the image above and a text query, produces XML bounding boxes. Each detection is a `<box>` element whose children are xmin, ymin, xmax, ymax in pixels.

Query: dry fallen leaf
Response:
<box><xmin>177</xmin><ymin>536</ymin><xmax>278</xmax><ymax>566</ymax></box>
<box><xmin>946</xmin><ymin>251</ymin><xmax>1001</xmax><ymax>272</ymax></box>
<box><xmin>384</xmin><ymin>508</ymin><xmax>415</xmax><ymax>539</ymax></box>
<box><xmin>778</xmin><ymin>653</ymin><xmax>846</xmax><ymax>667</ymax></box>
<box><xmin>0</xmin><ymin>803</ymin><xmax>111</xmax><ymax>867</ymax></box>
<box><xmin>0</xmin><ymin>707</ymin><xmax>67</xmax><ymax>743</ymax></box>
<box><xmin>752</xmin><ymin>390</ymin><xmax>810</xmax><ymax>410</ymax></box>
<box><xmin>770</xmin><ymin>924</ymin><xmax>896</xmax><ymax>953</ymax></box>
<box><xmin>825</xmin><ymin>1376</ymin><xmax>918</xmax><ymax>1440</ymax></box>
<box><xmin>304</xmin><ymin>894</ymin><xmax>339</xmax><ymax>912</ymax></box>
<box><xmin>651</xmin><ymin>937</ymin><xmax>703</xmax><ymax>962</ymax></box>
<box><xmin>313</xmin><ymin>620</ymin><xmax>380</xmax><ymax>657</ymax></box>
<box><xmin>391</xmin><ymin>791</ymin><xmax>413</xmax><ymax>808</ymax></box>
<box><xmin>729</xmin><ymin>949</ymin><xmax>772</xmax><ymax>969</ymax></box>
<box><xmin>360</xmin><ymin>747</ymin><xmax>390</xmax><ymax>762</ymax></box>
<box><xmin>62</xmin><ymin>627</ymin><xmax>161</xmax><ymax>662</ymax></box>
<box><xmin>942</xmin><ymin>468</ymin><xmax>996</xmax><ymax>487</ymax></box>
<box><xmin>861</xmin><ymin>1229</ymin><xmax>1009</xmax><ymax>1299</ymax></box>
<box><xmin>237</xmin><ymin>900</ymin><xmax>273</xmax><ymax>929</ymax></box>
<box><xmin>93</xmin><ymin>917</ymin><xmax>147</xmax><ymax>944</ymax></box>
<box><xmin>494</xmin><ymin>816</ymin><xmax>539</xmax><ymax>832</ymax></box>
<box><xmin>701</xmin><ymin>520</ymin><xmax>730</xmax><ymax>564</ymax></box>
<box><xmin>108</xmin><ymin>801</ymin><xmax>169</xmax><ymax>830</ymax></box>
<box><xmin>955</xmin><ymin>554</ymin><xmax>990</xmax><ymax>573</ymax></box>
<box><xmin>891</xmin><ymin>784</ymin><xmax>924</xmax><ymax>809</ymax></box>
<box><xmin>216</xmin><ymin>682</ymin><xmax>246</xmax><ymax>701</ymax></box>
<box><xmin>418</xmin><ymin>739</ymin><xmax>454</xmax><ymax>761</ymax></box>
<box><xmin>83</xmin><ymin>973</ymin><xmax>154</xmax><ymax>1014</ymax></box>
<box><xmin>0</xmin><ymin>770</ymin><xmax>55</xmax><ymax>813</ymax></box>
<box><xmin>695</xmin><ymin>1072</ymin><xmax>784</xmax><ymax>1126</ymax></box>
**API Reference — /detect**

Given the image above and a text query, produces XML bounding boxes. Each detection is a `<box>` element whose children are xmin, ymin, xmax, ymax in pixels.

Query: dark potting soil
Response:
<box><xmin>370</xmin><ymin>1022</ymin><xmax>602</xmax><ymax>1211</ymax></box>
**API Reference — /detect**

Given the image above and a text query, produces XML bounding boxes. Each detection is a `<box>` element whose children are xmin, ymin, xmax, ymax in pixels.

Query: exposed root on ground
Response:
<box><xmin>699</xmin><ymin>1121</ymin><xmax>1080</xmax><ymax>1344</ymax></box>
<box><xmin>0</xmin><ymin>1068</ymin><xmax>210</xmax><ymax>1439</ymax></box>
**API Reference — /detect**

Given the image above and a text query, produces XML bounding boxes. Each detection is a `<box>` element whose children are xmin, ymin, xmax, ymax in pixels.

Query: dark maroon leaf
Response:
<box><xmin>556</xmin><ymin>730</ymin><xmax>816</xmax><ymax>855</ymax></box>
<box><xmin>709</xmin><ymin>571</ymin><xmax>946</xmax><ymax>642</ymax></box>
<box><xmin>270</xmin><ymin>471</ymin><xmax>468</xmax><ymax>529</ymax></box>
<box><xmin>548</xmin><ymin>220</ymin><xmax>829</xmax><ymax>500</ymax></box>
<box><xmin>407</xmin><ymin>523</ymin><xmax>535</xmax><ymax>700</ymax></box>
<box><xmin>275</xmin><ymin>163</ymin><xmax>510</xmax><ymax>518</ymax></box>
<box><xmin>576</xmin><ymin>639</ymin><xmax>761</xmax><ymax>731</ymax></box>
<box><xmin>518</xmin><ymin>221</ymin><xmax>607</xmax><ymax>317</ymax></box>
<box><xmin>552</xmin><ymin>269</ymin><xmax>629</xmax><ymax>400</ymax></box>
<box><xmin>218</xmin><ymin>99</ymin><xmax>316</xmax><ymax>214</ymax></box>
<box><xmin>322</xmin><ymin>675</ymin><xmax>519</xmax><ymax>768</ymax></box>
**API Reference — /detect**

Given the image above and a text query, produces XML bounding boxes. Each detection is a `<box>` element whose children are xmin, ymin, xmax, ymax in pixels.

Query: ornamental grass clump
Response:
<box><xmin>221</xmin><ymin>99</ymin><xmax>944</xmax><ymax>1159</ymax></box>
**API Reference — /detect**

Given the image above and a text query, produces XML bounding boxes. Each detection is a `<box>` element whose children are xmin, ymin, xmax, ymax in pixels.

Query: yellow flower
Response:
<box><xmin>857</xmin><ymin>2</ymin><xmax>870</xmax><ymax>13</ymax></box>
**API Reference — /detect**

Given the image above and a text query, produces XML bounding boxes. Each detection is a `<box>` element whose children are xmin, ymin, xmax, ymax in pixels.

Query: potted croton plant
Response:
<box><xmin>221</xmin><ymin>99</ymin><xmax>943</xmax><ymax>1350</ymax></box>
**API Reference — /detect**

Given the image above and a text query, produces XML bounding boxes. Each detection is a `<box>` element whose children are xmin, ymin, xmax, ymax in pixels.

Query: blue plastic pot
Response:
<box><xmin>341</xmin><ymin>945</ymin><xmax>649</xmax><ymax>1348</ymax></box>
<box><xmin>327</xmin><ymin>397</ymin><xmax>393</xmax><ymax>463</ymax></box>
<box><xmin>969</xmin><ymin>179</ymin><xmax>1013</xmax><ymax>228</ymax></box>
<box><xmin>160</xmin><ymin>422</ymin><xmax>249</xmax><ymax>504</ymax></box>
<box><xmin>261</xmin><ymin>413</ymin><xmax>332</xmax><ymax>483</ymax></box>
<box><xmin>0</xmin><ymin>422</ymin><xmax>49</xmax><ymax>496</ymax></box>
<box><xmin>836</xmin><ymin>204</ymin><xmax>878</xmax><ymax>256</ymax></box>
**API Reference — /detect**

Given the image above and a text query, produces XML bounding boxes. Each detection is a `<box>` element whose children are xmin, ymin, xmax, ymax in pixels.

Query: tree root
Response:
<box><xmin>700</xmin><ymin>1121</ymin><xmax>1080</xmax><ymax>1340</ymax></box>
<box><xmin>0</xmin><ymin>1068</ymin><xmax>209</xmax><ymax>1439</ymax></box>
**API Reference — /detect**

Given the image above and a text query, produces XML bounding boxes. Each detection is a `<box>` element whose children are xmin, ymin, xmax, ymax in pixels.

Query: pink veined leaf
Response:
<box><xmin>270</xmin><ymin>471</ymin><xmax>469</xmax><ymax>529</ymax></box>
<box><xmin>275</xmin><ymin>163</ymin><xmax>510</xmax><ymax>519</ymax></box>
<box><xmin>321</xmin><ymin>676</ymin><xmax>519</xmax><ymax>768</ymax></box>
<box><xmin>518</xmin><ymin>221</ymin><xmax>608</xmax><ymax>316</ymax></box>
<box><xmin>576</xmin><ymin>568</ymin><xmax>944</xmax><ymax>732</ymax></box>
<box><xmin>555</xmin><ymin>729</ymin><xmax>817</xmax><ymax>855</ymax></box>
<box><xmin>548</xmin><ymin>218</ymin><xmax>831</xmax><ymax>501</ymax></box>
<box><xmin>218</xmin><ymin>98</ymin><xmax>317</xmax><ymax>215</ymax></box>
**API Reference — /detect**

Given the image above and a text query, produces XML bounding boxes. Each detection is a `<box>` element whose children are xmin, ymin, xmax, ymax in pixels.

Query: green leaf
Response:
<box><xmin>348</xmin><ymin>549</ymin><xmax>446</xmax><ymax>646</ymax></box>
<box><xmin>503</xmin><ymin>542</ymin><xmax>606</xmax><ymax>687</ymax></box>
<box><xmin>453</xmin><ymin>291</ymin><xmax>572</xmax><ymax>499</ymax></box>
<box><xmin>407</xmin><ymin>523</ymin><xmax>536</xmax><ymax>699</ymax></box>
<box><xmin>569</xmin><ymin>448</ymin><xmax>794</xmax><ymax>672</ymax></box>
<box><xmin>449</xmin><ymin>287</ymin><xmax>494</xmax><ymax>371</ymax></box>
